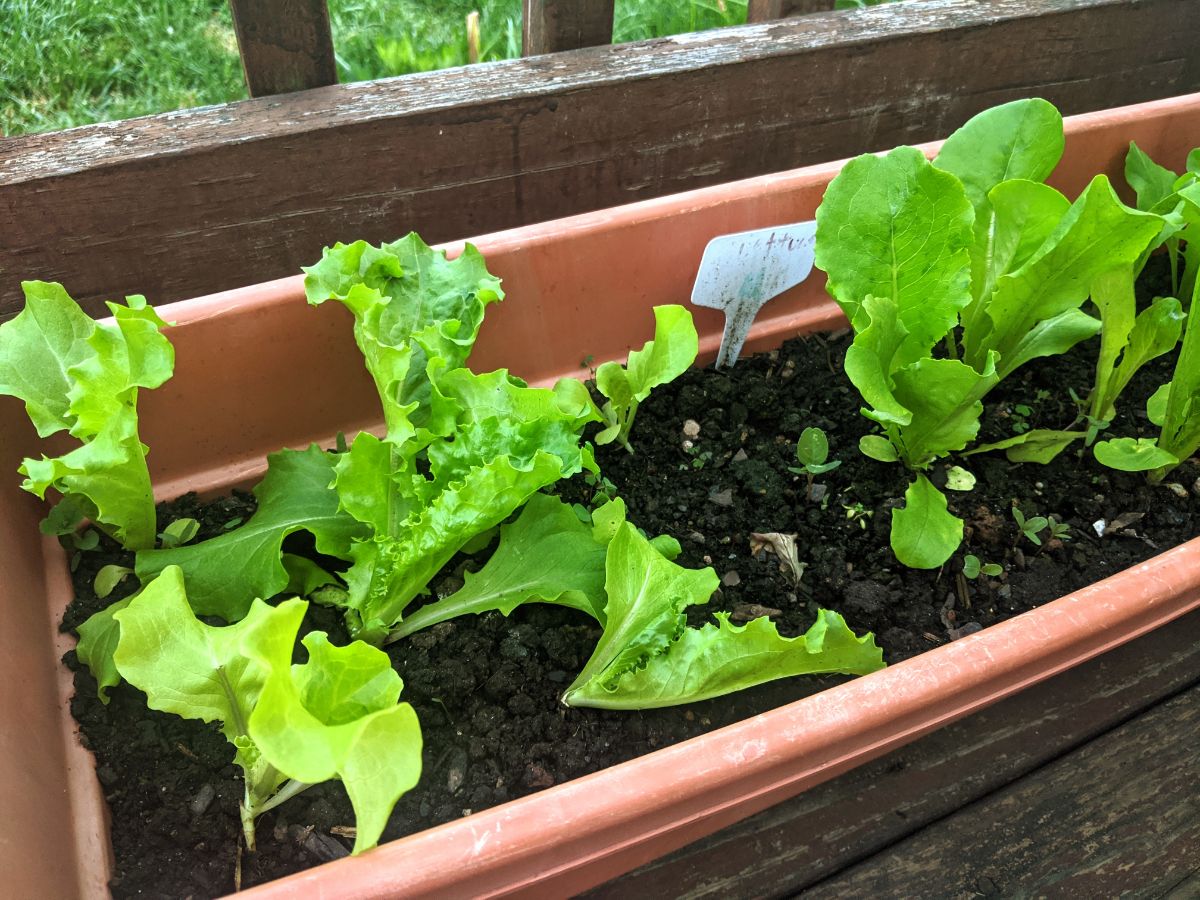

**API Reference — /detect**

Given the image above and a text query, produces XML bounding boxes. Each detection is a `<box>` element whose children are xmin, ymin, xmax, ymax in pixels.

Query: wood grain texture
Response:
<box><xmin>2</xmin><ymin>0</ymin><xmax>1198</xmax><ymax>318</ymax></box>
<box><xmin>585</xmin><ymin>609</ymin><xmax>1200</xmax><ymax>899</ymax></box>
<box><xmin>229</xmin><ymin>0</ymin><xmax>336</xmax><ymax>96</ymax></box>
<box><xmin>523</xmin><ymin>0</ymin><xmax>615</xmax><ymax>55</ymax></box>
<box><xmin>804</xmin><ymin>682</ymin><xmax>1200</xmax><ymax>898</ymax></box>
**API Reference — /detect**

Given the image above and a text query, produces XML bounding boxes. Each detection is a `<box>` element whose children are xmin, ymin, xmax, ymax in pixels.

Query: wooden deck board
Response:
<box><xmin>586</xmin><ymin>609</ymin><xmax>1200</xmax><ymax>898</ymax></box>
<box><xmin>803</xmin><ymin>682</ymin><xmax>1200</xmax><ymax>898</ymax></box>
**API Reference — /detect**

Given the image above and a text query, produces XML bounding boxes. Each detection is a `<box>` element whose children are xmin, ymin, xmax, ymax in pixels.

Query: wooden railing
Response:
<box><xmin>226</xmin><ymin>0</ymin><xmax>836</xmax><ymax>97</ymax></box>
<box><xmin>3</xmin><ymin>0</ymin><xmax>1198</xmax><ymax>318</ymax></box>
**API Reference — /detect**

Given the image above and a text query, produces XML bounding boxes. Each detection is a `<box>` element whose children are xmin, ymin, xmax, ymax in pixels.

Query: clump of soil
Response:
<box><xmin>62</xmin><ymin>259</ymin><xmax>1199</xmax><ymax>897</ymax></box>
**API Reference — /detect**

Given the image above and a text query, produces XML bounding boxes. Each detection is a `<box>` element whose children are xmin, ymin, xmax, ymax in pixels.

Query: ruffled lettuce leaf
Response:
<box><xmin>562</xmin><ymin>522</ymin><xmax>883</xmax><ymax>709</ymax></box>
<box><xmin>387</xmin><ymin>493</ymin><xmax>609</xmax><ymax>641</ymax></box>
<box><xmin>136</xmin><ymin>444</ymin><xmax>365</xmax><ymax>621</ymax></box>
<box><xmin>113</xmin><ymin>566</ymin><xmax>421</xmax><ymax>853</ymax></box>
<box><xmin>303</xmin><ymin>234</ymin><xmax>503</xmax><ymax>448</ymax></box>
<box><xmin>595</xmin><ymin>304</ymin><xmax>699</xmax><ymax>451</ymax></box>
<box><xmin>0</xmin><ymin>282</ymin><xmax>173</xmax><ymax>548</ymax></box>
<box><xmin>247</xmin><ymin>633</ymin><xmax>422</xmax><ymax>855</ymax></box>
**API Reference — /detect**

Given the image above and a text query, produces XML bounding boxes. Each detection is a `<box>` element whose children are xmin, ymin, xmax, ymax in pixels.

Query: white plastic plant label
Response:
<box><xmin>690</xmin><ymin>220</ymin><xmax>817</xmax><ymax>367</ymax></box>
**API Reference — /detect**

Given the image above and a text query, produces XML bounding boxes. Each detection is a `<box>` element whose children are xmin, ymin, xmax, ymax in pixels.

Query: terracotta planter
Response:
<box><xmin>4</xmin><ymin>93</ymin><xmax>1200</xmax><ymax>900</ymax></box>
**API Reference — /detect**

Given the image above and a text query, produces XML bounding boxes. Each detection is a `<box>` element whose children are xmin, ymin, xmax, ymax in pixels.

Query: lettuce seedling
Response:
<box><xmin>0</xmin><ymin>282</ymin><xmax>173</xmax><ymax>549</ymax></box>
<box><xmin>594</xmin><ymin>305</ymin><xmax>699</xmax><ymax>452</ymax></box>
<box><xmin>1124</xmin><ymin>141</ymin><xmax>1200</xmax><ymax>298</ymax></box>
<box><xmin>815</xmin><ymin>98</ymin><xmax>1162</xmax><ymax>568</ymax></box>
<box><xmin>392</xmin><ymin>494</ymin><xmax>884</xmax><ymax>708</ymax></box>
<box><xmin>112</xmin><ymin>566</ymin><xmax>421</xmax><ymax>854</ymax></box>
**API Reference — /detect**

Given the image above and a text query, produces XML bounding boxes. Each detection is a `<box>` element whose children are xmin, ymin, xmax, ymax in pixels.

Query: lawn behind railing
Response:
<box><xmin>0</xmin><ymin>0</ymin><xmax>748</xmax><ymax>136</ymax></box>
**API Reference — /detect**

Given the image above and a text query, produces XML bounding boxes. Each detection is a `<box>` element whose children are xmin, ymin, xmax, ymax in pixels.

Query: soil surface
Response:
<box><xmin>62</xmin><ymin>258</ymin><xmax>1199</xmax><ymax>898</ymax></box>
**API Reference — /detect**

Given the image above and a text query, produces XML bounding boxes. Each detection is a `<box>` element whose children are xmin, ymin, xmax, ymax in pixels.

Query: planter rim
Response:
<box><xmin>24</xmin><ymin>90</ymin><xmax>1200</xmax><ymax>900</ymax></box>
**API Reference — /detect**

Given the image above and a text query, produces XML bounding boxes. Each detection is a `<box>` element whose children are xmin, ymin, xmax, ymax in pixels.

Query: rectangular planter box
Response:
<box><xmin>4</xmin><ymin>92</ymin><xmax>1200</xmax><ymax>900</ymax></box>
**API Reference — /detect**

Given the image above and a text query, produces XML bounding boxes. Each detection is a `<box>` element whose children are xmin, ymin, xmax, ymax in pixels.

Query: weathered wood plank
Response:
<box><xmin>585</xmin><ymin>608</ymin><xmax>1200</xmax><ymax>899</ymax></box>
<box><xmin>803</xmin><ymin>682</ymin><xmax>1200</xmax><ymax>898</ymax></box>
<box><xmin>2</xmin><ymin>0</ymin><xmax>1198</xmax><ymax>318</ymax></box>
<box><xmin>228</xmin><ymin>0</ymin><xmax>337</xmax><ymax>97</ymax></box>
<box><xmin>523</xmin><ymin>0</ymin><xmax>615</xmax><ymax>55</ymax></box>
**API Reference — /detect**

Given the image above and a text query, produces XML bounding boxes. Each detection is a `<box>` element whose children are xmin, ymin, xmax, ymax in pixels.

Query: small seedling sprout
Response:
<box><xmin>962</xmin><ymin>554</ymin><xmax>1002</xmax><ymax>580</ymax></box>
<box><xmin>789</xmin><ymin>426</ymin><xmax>841</xmax><ymax>500</ymax></box>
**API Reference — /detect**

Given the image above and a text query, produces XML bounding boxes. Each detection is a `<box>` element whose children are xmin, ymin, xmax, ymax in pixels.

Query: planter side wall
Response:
<box><xmin>3</xmin><ymin>93</ymin><xmax>1200</xmax><ymax>899</ymax></box>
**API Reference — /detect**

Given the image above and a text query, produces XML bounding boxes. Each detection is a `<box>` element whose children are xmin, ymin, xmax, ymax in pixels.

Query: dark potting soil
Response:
<box><xmin>62</xmin><ymin>259</ymin><xmax>1200</xmax><ymax>898</ymax></box>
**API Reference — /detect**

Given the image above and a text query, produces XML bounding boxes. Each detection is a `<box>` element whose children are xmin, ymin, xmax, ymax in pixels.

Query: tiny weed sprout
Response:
<box><xmin>1012</xmin><ymin>506</ymin><xmax>1049</xmax><ymax>547</ymax></box>
<box><xmin>815</xmin><ymin>98</ymin><xmax>1162</xmax><ymax>569</ymax></box>
<box><xmin>94</xmin><ymin>564</ymin><xmax>134</xmax><ymax>600</ymax></box>
<box><xmin>962</xmin><ymin>554</ymin><xmax>1002</xmax><ymax>580</ymax></box>
<box><xmin>789</xmin><ymin>426</ymin><xmax>841</xmax><ymax>500</ymax></box>
<box><xmin>1048</xmin><ymin>517</ymin><xmax>1072</xmax><ymax>542</ymax></box>
<box><xmin>0</xmin><ymin>282</ymin><xmax>174</xmax><ymax>549</ymax></box>
<box><xmin>594</xmin><ymin>305</ymin><xmax>699</xmax><ymax>453</ymax></box>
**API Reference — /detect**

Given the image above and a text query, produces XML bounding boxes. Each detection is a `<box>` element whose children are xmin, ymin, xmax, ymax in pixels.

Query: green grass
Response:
<box><xmin>1</xmin><ymin>0</ymin><xmax>747</xmax><ymax>136</ymax></box>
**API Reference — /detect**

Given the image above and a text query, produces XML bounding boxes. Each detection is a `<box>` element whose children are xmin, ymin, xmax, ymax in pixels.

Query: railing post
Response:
<box><xmin>228</xmin><ymin>0</ymin><xmax>338</xmax><ymax>97</ymax></box>
<box><xmin>523</xmin><ymin>0</ymin><xmax>616</xmax><ymax>56</ymax></box>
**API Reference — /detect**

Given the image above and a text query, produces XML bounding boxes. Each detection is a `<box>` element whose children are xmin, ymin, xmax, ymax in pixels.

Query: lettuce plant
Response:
<box><xmin>814</xmin><ymin>98</ymin><xmax>1162</xmax><ymax>568</ymax></box>
<box><xmin>1094</xmin><ymin>271</ymin><xmax>1200</xmax><ymax>480</ymax></box>
<box><xmin>0</xmin><ymin>281</ymin><xmax>173</xmax><ymax>549</ymax></box>
<box><xmin>1124</xmin><ymin>141</ymin><xmax>1200</xmax><ymax>298</ymax></box>
<box><xmin>390</xmin><ymin>494</ymin><xmax>885</xmax><ymax>708</ymax></box>
<box><xmin>594</xmin><ymin>304</ymin><xmax>698</xmax><ymax>452</ymax></box>
<box><xmin>112</xmin><ymin>566</ymin><xmax>421</xmax><ymax>854</ymax></box>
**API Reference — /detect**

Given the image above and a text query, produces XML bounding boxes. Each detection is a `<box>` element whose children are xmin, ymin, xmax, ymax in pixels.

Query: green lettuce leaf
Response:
<box><xmin>136</xmin><ymin>445</ymin><xmax>365</xmax><ymax>621</ymax></box>
<box><xmin>889</xmin><ymin>354</ymin><xmax>999</xmax><ymax>468</ymax></box>
<box><xmin>1093</xmin><ymin>438</ymin><xmax>1178</xmax><ymax>472</ymax></box>
<box><xmin>113</xmin><ymin>566</ymin><xmax>420</xmax><ymax>853</ymax></box>
<box><xmin>816</xmin><ymin>146</ymin><xmax>974</xmax><ymax>368</ymax></box>
<box><xmin>387</xmin><ymin>493</ymin><xmax>608</xmax><ymax>641</ymax></box>
<box><xmin>595</xmin><ymin>305</ymin><xmax>698</xmax><ymax>451</ymax></box>
<box><xmin>563</xmin><ymin>523</ymin><xmax>882</xmax><ymax>708</ymax></box>
<box><xmin>247</xmin><ymin>632</ymin><xmax>422</xmax><ymax>854</ymax></box>
<box><xmin>76</xmin><ymin>595</ymin><xmax>134</xmax><ymax>703</ymax></box>
<box><xmin>569</xmin><ymin>610</ymin><xmax>884</xmax><ymax>710</ymax></box>
<box><xmin>0</xmin><ymin>282</ymin><xmax>173</xmax><ymax>548</ymax></box>
<box><xmin>304</xmin><ymin>234</ymin><xmax>503</xmax><ymax>448</ymax></box>
<box><xmin>965</xmin><ymin>175</ymin><xmax>1163</xmax><ymax>376</ymax></box>
<box><xmin>890</xmin><ymin>474</ymin><xmax>963</xmax><ymax>569</ymax></box>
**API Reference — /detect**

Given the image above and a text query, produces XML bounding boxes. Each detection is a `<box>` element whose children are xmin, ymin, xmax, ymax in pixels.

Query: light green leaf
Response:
<box><xmin>76</xmin><ymin>596</ymin><xmax>134</xmax><ymax>703</ymax></box>
<box><xmin>890</xmin><ymin>474</ymin><xmax>963</xmax><ymax>569</ymax></box>
<box><xmin>565</xmin><ymin>610</ymin><xmax>883</xmax><ymax>710</ymax></box>
<box><xmin>1157</xmin><ymin>270</ymin><xmax>1200</xmax><ymax>465</ymax></box>
<box><xmin>136</xmin><ymin>445</ymin><xmax>365</xmax><ymax>621</ymax></box>
<box><xmin>1093</xmin><ymin>438</ymin><xmax>1178</xmax><ymax>472</ymax></box>
<box><xmin>0</xmin><ymin>282</ymin><xmax>174</xmax><ymax>549</ymax></box>
<box><xmin>248</xmin><ymin>632</ymin><xmax>422</xmax><ymax>854</ymax></box>
<box><xmin>113</xmin><ymin>567</ymin><xmax>306</xmax><ymax>744</ymax></box>
<box><xmin>934</xmin><ymin>100</ymin><xmax>1064</xmax><ymax>306</ymax></box>
<box><xmin>843</xmin><ymin>294</ymin><xmax>912</xmax><ymax>428</ymax></box>
<box><xmin>387</xmin><ymin>494</ymin><xmax>608</xmax><ymax>641</ymax></box>
<box><xmin>282</xmin><ymin>554</ymin><xmax>338</xmax><ymax>596</ymax></box>
<box><xmin>1147</xmin><ymin>383</ymin><xmax>1170</xmax><ymax>426</ymax></box>
<box><xmin>1126</xmin><ymin>141</ymin><xmax>1179</xmax><ymax>212</ymax></box>
<box><xmin>159</xmin><ymin>517</ymin><xmax>200</xmax><ymax>548</ymax></box>
<box><xmin>967</xmin><ymin>429</ymin><xmax>1083</xmax><ymax>464</ymax></box>
<box><xmin>859</xmin><ymin>434</ymin><xmax>899</xmax><ymax>462</ymax></box>
<box><xmin>890</xmin><ymin>354</ymin><xmax>999</xmax><ymax>468</ymax></box>
<box><xmin>303</xmin><ymin>235</ymin><xmax>503</xmax><ymax>447</ymax></box>
<box><xmin>815</xmin><ymin>147</ymin><xmax>974</xmax><ymax>367</ymax></box>
<box><xmin>563</xmin><ymin>523</ymin><xmax>718</xmax><ymax>704</ymax></box>
<box><xmin>95</xmin><ymin>563</ymin><xmax>134</xmax><ymax>599</ymax></box>
<box><xmin>594</xmin><ymin>305</ymin><xmax>698</xmax><ymax>450</ymax></box>
<box><xmin>967</xmin><ymin>175</ymin><xmax>1163</xmax><ymax>372</ymax></box>
<box><xmin>796</xmin><ymin>427</ymin><xmax>830</xmax><ymax>467</ymax></box>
